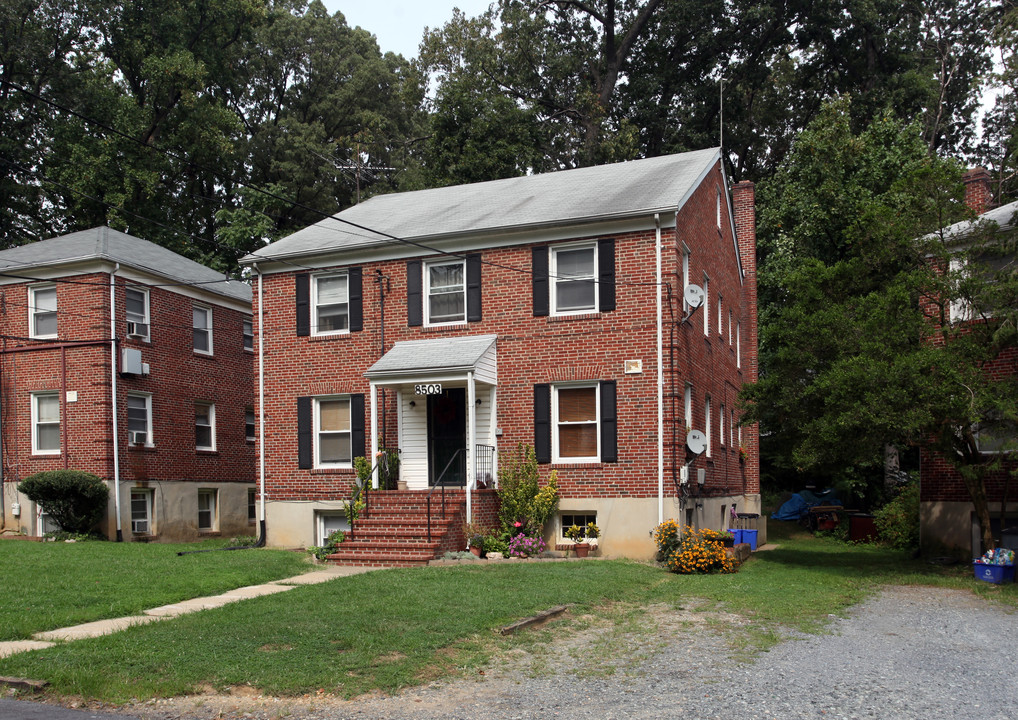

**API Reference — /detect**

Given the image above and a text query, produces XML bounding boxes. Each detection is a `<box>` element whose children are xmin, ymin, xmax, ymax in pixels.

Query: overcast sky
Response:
<box><xmin>322</xmin><ymin>1</ymin><xmax>494</xmax><ymax>59</ymax></box>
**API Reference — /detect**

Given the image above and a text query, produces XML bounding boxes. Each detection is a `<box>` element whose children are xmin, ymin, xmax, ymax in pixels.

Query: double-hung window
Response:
<box><xmin>125</xmin><ymin>287</ymin><xmax>150</xmax><ymax>340</ymax></box>
<box><xmin>197</xmin><ymin>489</ymin><xmax>218</xmax><ymax>532</ymax></box>
<box><xmin>245</xmin><ymin>407</ymin><xmax>256</xmax><ymax>442</ymax></box>
<box><xmin>195</xmin><ymin>402</ymin><xmax>216</xmax><ymax>450</ymax></box>
<box><xmin>705</xmin><ymin>394</ymin><xmax>712</xmax><ymax>457</ymax></box>
<box><xmin>29</xmin><ymin>285</ymin><xmax>57</xmax><ymax>339</ymax></box>
<box><xmin>702</xmin><ymin>275</ymin><xmax>710</xmax><ymax>336</ymax></box>
<box><xmin>553</xmin><ymin>384</ymin><xmax>599</xmax><ymax>462</ymax></box>
<box><xmin>719</xmin><ymin>403</ymin><xmax>726</xmax><ymax>447</ymax></box>
<box><xmin>193</xmin><ymin>306</ymin><xmax>212</xmax><ymax>355</ymax></box>
<box><xmin>313</xmin><ymin>273</ymin><xmax>349</xmax><ymax>335</ymax></box>
<box><xmin>684</xmin><ymin>383</ymin><xmax>693</xmax><ymax>431</ymax></box>
<box><xmin>31</xmin><ymin>392</ymin><xmax>60</xmax><ymax>455</ymax></box>
<box><xmin>127</xmin><ymin>393</ymin><xmax>152</xmax><ymax>446</ymax></box>
<box><xmin>552</xmin><ymin>244</ymin><xmax>597</xmax><ymax>315</ymax></box>
<box><xmin>242</xmin><ymin>319</ymin><xmax>254</xmax><ymax>350</ymax></box>
<box><xmin>315</xmin><ymin>396</ymin><xmax>352</xmax><ymax>467</ymax></box>
<box><xmin>426</xmin><ymin>260</ymin><xmax>466</xmax><ymax>325</ymax></box>
<box><xmin>131</xmin><ymin>489</ymin><xmax>153</xmax><ymax>534</ymax></box>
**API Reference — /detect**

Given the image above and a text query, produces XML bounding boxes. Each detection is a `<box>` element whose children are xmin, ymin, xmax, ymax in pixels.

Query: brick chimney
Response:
<box><xmin>731</xmin><ymin>180</ymin><xmax>760</xmax><ymax>497</ymax></box>
<box><xmin>962</xmin><ymin>167</ymin><xmax>992</xmax><ymax>215</ymax></box>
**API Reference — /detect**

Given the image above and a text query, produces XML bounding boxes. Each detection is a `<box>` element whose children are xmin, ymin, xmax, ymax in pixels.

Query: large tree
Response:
<box><xmin>742</xmin><ymin>98</ymin><xmax>1018</xmax><ymax>551</ymax></box>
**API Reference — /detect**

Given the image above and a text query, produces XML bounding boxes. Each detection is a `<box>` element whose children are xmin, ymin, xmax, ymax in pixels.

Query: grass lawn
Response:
<box><xmin>0</xmin><ymin>524</ymin><xmax>1013</xmax><ymax>702</ymax></box>
<box><xmin>0</xmin><ymin>538</ymin><xmax>312</xmax><ymax>640</ymax></box>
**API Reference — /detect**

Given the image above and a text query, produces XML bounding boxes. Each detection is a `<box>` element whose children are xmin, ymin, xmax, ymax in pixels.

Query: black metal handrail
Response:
<box><xmin>474</xmin><ymin>443</ymin><xmax>496</xmax><ymax>489</ymax></box>
<box><xmin>426</xmin><ymin>448</ymin><xmax>464</xmax><ymax>541</ymax></box>
<box><xmin>349</xmin><ymin>451</ymin><xmax>398</xmax><ymax>531</ymax></box>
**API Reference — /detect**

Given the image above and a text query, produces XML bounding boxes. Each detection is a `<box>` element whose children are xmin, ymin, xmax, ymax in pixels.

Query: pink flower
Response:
<box><xmin>514</xmin><ymin>521</ymin><xmax>522</xmax><ymax>528</ymax></box>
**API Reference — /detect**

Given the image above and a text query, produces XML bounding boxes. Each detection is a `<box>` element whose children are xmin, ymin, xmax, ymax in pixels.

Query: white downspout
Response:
<box><xmin>255</xmin><ymin>265</ymin><xmax>266</xmax><ymax>541</ymax></box>
<box><xmin>656</xmin><ymin>214</ymin><xmax>664</xmax><ymax>525</ymax></box>
<box><xmin>467</xmin><ymin>371</ymin><xmax>476</xmax><ymax>524</ymax></box>
<box><xmin>109</xmin><ymin>264</ymin><xmax>123</xmax><ymax>541</ymax></box>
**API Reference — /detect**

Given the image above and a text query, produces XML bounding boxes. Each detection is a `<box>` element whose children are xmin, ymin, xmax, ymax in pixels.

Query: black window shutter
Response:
<box><xmin>600</xmin><ymin>380</ymin><xmax>618</xmax><ymax>463</ymax></box>
<box><xmin>295</xmin><ymin>273</ymin><xmax>310</xmax><ymax>336</ymax></box>
<box><xmin>532</xmin><ymin>247</ymin><xmax>549</xmax><ymax>317</ymax></box>
<box><xmin>534</xmin><ymin>384</ymin><xmax>551</xmax><ymax>463</ymax></box>
<box><xmin>407</xmin><ymin>260</ymin><xmax>422</xmax><ymax>326</ymax></box>
<box><xmin>297</xmin><ymin>396</ymin><xmax>313</xmax><ymax>469</ymax></box>
<box><xmin>466</xmin><ymin>253</ymin><xmax>482</xmax><ymax>322</ymax></box>
<box><xmin>598</xmin><ymin>238</ymin><xmax>616</xmax><ymax>312</ymax></box>
<box><xmin>349</xmin><ymin>267</ymin><xmax>363</xmax><ymax>332</ymax></box>
<box><xmin>351</xmin><ymin>394</ymin><xmax>365</xmax><ymax>460</ymax></box>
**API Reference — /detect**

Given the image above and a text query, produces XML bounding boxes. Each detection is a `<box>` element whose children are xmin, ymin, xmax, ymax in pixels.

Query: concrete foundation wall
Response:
<box><xmin>922</xmin><ymin>500</ymin><xmax>1018</xmax><ymax>558</ymax></box>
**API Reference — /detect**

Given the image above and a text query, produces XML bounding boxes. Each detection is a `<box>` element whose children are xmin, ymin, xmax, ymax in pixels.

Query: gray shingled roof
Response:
<box><xmin>939</xmin><ymin>200</ymin><xmax>1018</xmax><ymax>241</ymax></box>
<box><xmin>244</xmin><ymin>148</ymin><xmax>721</xmax><ymax>263</ymax></box>
<box><xmin>0</xmin><ymin>227</ymin><xmax>251</xmax><ymax>304</ymax></box>
<box><xmin>365</xmin><ymin>335</ymin><xmax>497</xmax><ymax>378</ymax></box>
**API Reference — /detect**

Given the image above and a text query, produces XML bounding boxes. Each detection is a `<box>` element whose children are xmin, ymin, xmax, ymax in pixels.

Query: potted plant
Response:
<box><xmin>467</xmin><ymin>534</ymin><xmax>484</xmax><ymax>557</ymax></box>
<box><xmin>565</xmin><ymin>524</ymin><xmax>591</xmax><ymax>558</ymax></box>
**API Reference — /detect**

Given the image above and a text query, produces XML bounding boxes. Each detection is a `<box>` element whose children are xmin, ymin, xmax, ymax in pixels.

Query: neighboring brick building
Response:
<box><xmin>0</xmin><ymin>227</ymin><xmax>256</xmax><ymax>541</ymax></box>
<box><xmin>920</xmin><ymin>185</ymin><xmax>1018</xmax><ymax>557</ymax></box>
<box><xmin>242</xmin><ymin>149</ymin><xmax>759</xmax><ymax>562</ymax></box>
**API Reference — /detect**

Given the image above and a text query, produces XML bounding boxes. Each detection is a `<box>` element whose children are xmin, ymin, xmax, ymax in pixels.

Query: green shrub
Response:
<box><xmin>874</xmin><ymin>482</ymin><xmax>920</xmax><ymax>550</ymax></box>
<box><xmin>18</xmin><ymin>470</ymin><xmax>108</xmax><ymax>535</ymax></box>
<box><xmin>496</xmin><ymin>443</ymin><xmax>559</xmax><ymax>535</ymax></box>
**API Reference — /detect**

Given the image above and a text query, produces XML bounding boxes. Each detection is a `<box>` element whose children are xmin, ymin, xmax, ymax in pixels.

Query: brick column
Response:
<box><xmin>962</xmin><ymin>167</ymin><xmax>992</xmax><ymax>215</ymax></box>
<box><xmin>731</xmin><ymin>180</ymin><xmax>759</xmax><ymax>495</ymax></box>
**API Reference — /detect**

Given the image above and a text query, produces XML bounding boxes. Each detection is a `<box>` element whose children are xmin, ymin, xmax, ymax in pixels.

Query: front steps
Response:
<box><xmin>325</xmin><ymin>488</ymin><xmax>468</xmax><ymax>567</ymax></box>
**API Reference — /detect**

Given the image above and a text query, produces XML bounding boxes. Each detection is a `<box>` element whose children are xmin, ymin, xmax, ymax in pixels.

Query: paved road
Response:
<box><xmin>0</xmin><ymin>698</ymin><xmax>141</xmax><ymax>719</ymax></box>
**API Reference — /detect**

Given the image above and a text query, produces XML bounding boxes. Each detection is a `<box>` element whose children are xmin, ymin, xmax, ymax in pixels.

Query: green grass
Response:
<box><xmin>0</xmin><ymin>524</ymin><xmax>1013</xmax><ymax>703</ymax></box>
<box><xmin>0</xmin><ymin>538</ymin><xmax>312</xmax><ymax>640</ymax></box>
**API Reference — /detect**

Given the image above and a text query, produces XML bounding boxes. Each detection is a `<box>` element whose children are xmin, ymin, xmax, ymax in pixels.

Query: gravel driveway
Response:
<box><xmin>9</xmin><ymin>584</ymin><xmax>1015</xmax><ymax>720</ymax></box>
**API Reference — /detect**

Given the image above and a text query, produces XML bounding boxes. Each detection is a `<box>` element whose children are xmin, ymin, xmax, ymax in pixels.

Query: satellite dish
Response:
<box><xmin>684</xmin><ymin>284</ymin><xmax>705</xmax><ymax>309</ymax></box>
<box><xmin>686</xmin><ymin>429</ymin><xmax>706</xmax><ymax>455</ymax></box>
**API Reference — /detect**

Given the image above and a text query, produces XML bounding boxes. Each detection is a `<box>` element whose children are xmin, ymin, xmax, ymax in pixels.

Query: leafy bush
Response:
<box><xmin>18</xmin><ymin>470</ymin><xmax>108</xmax><ymax>535</ymax></box>
<box><xmin>308</xmin><ymin>530</ymin><xmax>346</xmax><ymax>561</ymax></box>
<box><xmin>483</xmin><ymin>533</ymin><xmax>508</xmax><ymax>557</ymax></box>
<box><xmin>874</xmin><ymin>482</ymin><xmax>920</xmax><ymax>549</ymax></box>
<box><xmin>663</xmin><ymin>526</ymin><xmax>737</xmax><ymax>574</ymax></box>
<box><xmin>497</xmin><ymin>443</ymin><xmax>559</xmax><ymax>535</ymax></box>
<box><xmin>653</xmin><ymin>519</ymin><xmax>681</xmax><ymax>561</ymax></box>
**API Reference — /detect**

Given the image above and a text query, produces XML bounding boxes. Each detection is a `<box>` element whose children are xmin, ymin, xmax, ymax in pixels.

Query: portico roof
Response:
<box><xmin>365</xmin><ymin>334</ymin><xmax>497</xmax><ymax>384</ymax></box>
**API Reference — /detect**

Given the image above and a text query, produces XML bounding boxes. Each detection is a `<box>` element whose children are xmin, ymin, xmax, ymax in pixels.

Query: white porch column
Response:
<box><xmin>467</xmin><ymin>371</ymin><xmax>476</xmax><ymax>523</ymax></box>
<box><xmin>370</xmin><ymin>382</ymin><xmax>379</xmax><ymax>489</ymax></box>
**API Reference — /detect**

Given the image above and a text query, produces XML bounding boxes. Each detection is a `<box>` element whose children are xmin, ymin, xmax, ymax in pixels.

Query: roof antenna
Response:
<box><xmin>719</xmin><ymin>74</ymin><xmax>724</xmax><ymax>150</ymax></box>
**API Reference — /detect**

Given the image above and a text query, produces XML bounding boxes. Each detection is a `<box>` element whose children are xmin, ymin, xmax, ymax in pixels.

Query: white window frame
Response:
<box><xmin>127</xmin><ymin>392</ymin><xmax>153</xmax><ymax>447</ymax></box>
<box><xmin>551</xmin><ymin>242</ymin><xmax>598</xmax><ymax>316</ymax></box>
<box><xmin>125</xmin><ymin>286</ymin><xmax>150</xmax><ymax>341</ymax></box>
<box><xmin>425</xmin><ymin>258</ymin><xmax>467</xmax><ymax>326</ymax></box>
<box><xmin>684</xmin><ymin>383</ymin><xmax>693</xmax><ymax>430</ymax></box>
<box><xmin>681</xmin><ymin>245</ymin><xmax>690</xmax><ymax>312</ymax></box>
<box><xmin>31</xmin><ymin>391</ymin><xmax>61</xmax><ymax>455</ymax></box>
<box><xmin>730</xmin><ymin>409</ymin><xmax>736</xmax><ymax>447</ymax></box>
<box><xmin>552</xmin><ymin>382</ymin><xmax>601</xmax><ymax>463</ymax></box>
<box><xmin>197</xmin><ymin>489</ymin><xmax>218</xmax><ymax>532</ymax></box>
<box><xmin>716</xmin><ymin>188</ymin><xmax>722</xmax><ymax>229</ymax></box>
<box><xmin>195</xmin><ymin>402</ymin><xmax>216</xmax><ymax>451</ymax></box>
<box><xmin>702</xmin><ymin>274</ymin><xmax>710</xmax><ymax>336</ymax></box>
<box><xmin>245</xmin><ymin>407</ymin><xmax>256</xmax><ymax>442</ymax></box>
<box><xmin>559</xmin><ymin>512</ymin><xmax>598</xmax><ymax>542</ymax></box>
<box><xmin>131</xmin><ymin>488</ymin><xmax>154</xmax><ymax>534</ymax></box>
<box><xmin>736</xmin><ymin>322</ymin><xmax>741</xmax><ymax>368</ymax></box>
<box><xmin>728</xmin><ymin>310</ymin><xmax>733</xmax><ymax>345</ymax></box>
<box><xmin>315</xmin><ymin>511</ymin><xmax>351</xmax><ymax>546</ymax></box>
<box><xmin>192</xmin><ymin>305</ymin><xmax>213</xmax><ymax>355</ymax></box>
<box><xmin>719</xmin><ymin>403</ymin><xmax>726</xmax><ymax>447</ymax></box>
<box><xmin>312</xmin><ymin>272</ymin><xmax>350</xmax><ymax>336</ymax></box>
<box><xmin>314</xmin><ymin>396</ymin><xmax>353</xmax><ymax>469</ymax></box>
<box><xmin>705</xmin><ymin>394</ymin><xmax>712</xmax><ymax>457</ymax></box>
<box><xmin>717</xmin><ymin>295</ymin><xmax>723</xmax><ymax>336</ymax></box>
<box><xmin>242</xmin><ymin>318</ymin><xmax>254</xmax><ymax>351</ymax></box>
<box><xmin>29</xmin><ymin>284</ymin><xmax>58</xmax><ymax>339</ymax></box>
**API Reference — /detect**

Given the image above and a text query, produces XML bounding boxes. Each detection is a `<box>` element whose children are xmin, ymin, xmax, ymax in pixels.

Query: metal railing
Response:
<box><xmin>474</xmin><ymin>444</ymin><xmax>496</xmax><ymax>489</ymax></box>
<box><xmin>426</xmin><ymin>448</ymin><xmax>464</xmax><ymax>541</ymax></box>
<box><xmin>349</xmin><ymin>450</ymin><xmax>400</xmax><ymax>531</ymax></box>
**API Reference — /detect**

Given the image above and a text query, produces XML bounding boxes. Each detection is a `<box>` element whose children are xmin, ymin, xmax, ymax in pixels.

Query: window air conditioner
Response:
<box><xmin>126</xmin><ymin>322</ymin><xmax>149</xmax><ymax>338</ymax></box>
<box><xmin>129</xmin><ymin>431</ymin><xmax>147</xmax><ymax>445</ymax></box>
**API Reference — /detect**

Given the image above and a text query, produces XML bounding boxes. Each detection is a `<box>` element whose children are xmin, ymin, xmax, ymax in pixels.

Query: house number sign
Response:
<box><xmin>414</xmin><ymin>383</ymin><xmax>443</xmax><ymax>395</ymax></box>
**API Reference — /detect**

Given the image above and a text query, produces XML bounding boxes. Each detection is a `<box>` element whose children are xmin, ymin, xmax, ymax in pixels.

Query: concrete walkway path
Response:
<box><xmin>0</xmin><ymin>565</ymin><xmax>372</xmax><ymax>660</ymax></box>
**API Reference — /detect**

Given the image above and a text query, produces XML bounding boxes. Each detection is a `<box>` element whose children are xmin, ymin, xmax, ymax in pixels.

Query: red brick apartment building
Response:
<box><xmin>921</xmin><ymin>170</ymin><xmax>1018</xmax><ymax>556</ymax></box>
<box><xmin>242</xmin><ymin>149</ymin><xmax>759</xmax><ymax>562</ymax></box>
<box><xmin>0</xmin><ymin>227</ymin><xmax>255</xmax><ymax>541</ymax></box>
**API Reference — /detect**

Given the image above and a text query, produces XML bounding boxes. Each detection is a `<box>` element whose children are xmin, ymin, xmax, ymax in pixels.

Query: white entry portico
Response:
<box><xmin>365</xmin><ymin>335</ymin><xmax>498</xmax><ymax>520</ymax></box>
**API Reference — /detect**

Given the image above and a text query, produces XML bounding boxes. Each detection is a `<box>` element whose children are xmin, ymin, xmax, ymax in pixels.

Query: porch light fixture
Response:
<box><xmin>408</xmin><ymin>400</ymin><xmax>416</xmax><ymax>408</ymax></box>
<box><xmin>475</xmin><ymin>398</ymin><xmax>482</xmax><ymax>406</ymax></box>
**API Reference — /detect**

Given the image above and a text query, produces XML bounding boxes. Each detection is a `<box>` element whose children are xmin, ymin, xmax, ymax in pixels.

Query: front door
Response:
<box><xmin>427</xmin><ymin>387</ymin><xmax>466</xmax><ymax>486</ymax></box>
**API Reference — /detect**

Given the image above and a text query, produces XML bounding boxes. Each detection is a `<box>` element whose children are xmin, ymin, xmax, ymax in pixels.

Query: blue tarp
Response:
<box><xmin>772</xmin><ymin>489</ymin><xmax>842</xmax><ymax>521</ymax></box>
